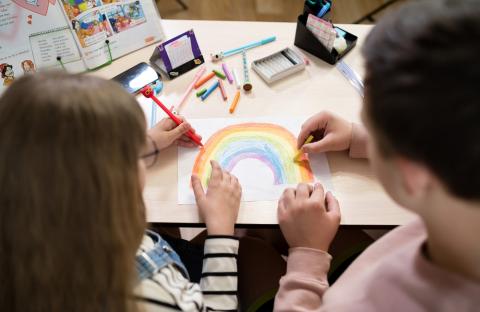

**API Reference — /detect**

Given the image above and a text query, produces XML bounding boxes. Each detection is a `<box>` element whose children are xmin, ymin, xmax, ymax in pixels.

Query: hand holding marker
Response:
<box><xmin>140</xmin><ymin>86</ymin><xmax>203</xmax><ymax>147</ymax></box>
<box><xmin>294</xmin><ymin>135</ymin><xmax>315</xmax><ymax>161</ymax></box>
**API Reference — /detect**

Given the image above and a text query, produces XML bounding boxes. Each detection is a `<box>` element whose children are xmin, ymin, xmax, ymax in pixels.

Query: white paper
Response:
<box><xmin>178</xmin><ymin>117</ymin><xmax>333</xmax><ymax>204</ymax></box>
<box><xmin>29</xmin><ymin>27</ymin><xmax>82</xmax><ymax>68</ymax></box>
<box><xmin>164</xmin><ymin>34</ymin><xmax>194</xmax><ymax>69</ymax></box>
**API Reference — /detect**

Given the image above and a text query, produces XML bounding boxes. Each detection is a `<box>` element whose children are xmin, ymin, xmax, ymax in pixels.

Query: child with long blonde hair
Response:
<box><xmin>0</xmin><ymin>72</ymin><xmax>241</xmax><ymax>311</ymax></box>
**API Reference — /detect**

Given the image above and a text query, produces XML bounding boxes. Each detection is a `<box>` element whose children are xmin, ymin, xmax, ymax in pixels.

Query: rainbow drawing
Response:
<box><xmin>193</xmin><ymin>123</ymin><xmax>314</xmax><ymax>187</ymax></box>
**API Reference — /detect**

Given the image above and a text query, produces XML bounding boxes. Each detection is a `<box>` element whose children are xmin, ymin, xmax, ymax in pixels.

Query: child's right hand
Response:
<box><xmin>277</xmin><ymin>183</ymin><xmax>340</xmax><ymax>252</ymax></box>
<box><xmin>191</xmin><ymin>160</ymin><xmax>242</xmax><ymax>236</ymax></box>
<box><xmin>298</xmin><ymin>111</ymin><xmax>352</xmax><ymax>154</ymax></box>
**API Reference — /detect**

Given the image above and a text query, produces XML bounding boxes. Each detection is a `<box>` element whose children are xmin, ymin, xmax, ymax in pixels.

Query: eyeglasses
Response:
<box><xmin>140</xmin><ymin>135</ymin><xmax>159</xmax><ymax>168</ymax></box>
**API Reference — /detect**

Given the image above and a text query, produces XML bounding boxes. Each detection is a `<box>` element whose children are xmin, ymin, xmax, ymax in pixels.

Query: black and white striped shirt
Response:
<box><xmin>135</xmin><ymin>235</ymin><xmax>239</xmax><ymax>311</ymax></box>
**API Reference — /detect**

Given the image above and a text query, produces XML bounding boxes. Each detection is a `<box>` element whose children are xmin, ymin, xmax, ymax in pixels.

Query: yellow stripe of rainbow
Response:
<box><xmin>193</xmin><ymin>123</ymin><xmax>314</xmax><ymax>187</ymax></box>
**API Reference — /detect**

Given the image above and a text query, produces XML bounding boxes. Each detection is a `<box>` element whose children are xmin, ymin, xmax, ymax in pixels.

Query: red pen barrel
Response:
<box><xmin>142</xmin><ymin>87</ymin><xmax>204</xmax><ymax>147</ymax></box>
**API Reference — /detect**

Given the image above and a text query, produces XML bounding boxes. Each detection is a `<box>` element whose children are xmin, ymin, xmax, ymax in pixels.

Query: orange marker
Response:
<box><xmin>218</xmin><ymin>79</ymin><xmax>227</xmax><ymax>101</ymax></box>
<box><xmin>229</xmin><ymin>90</ymin><xmax>240</xmax><ymax>114</ymax></box>
<box><xmin>194</xmin><ymin>72</ymin><xmax>215</xmax><ymax>89</ymax></box>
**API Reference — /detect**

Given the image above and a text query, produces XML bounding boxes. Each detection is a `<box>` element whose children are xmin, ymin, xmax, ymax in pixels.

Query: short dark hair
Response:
<box><xmin>363</xmin><ymin>0</ymin><xmax>480</xmax><ymax>200</ymax></box>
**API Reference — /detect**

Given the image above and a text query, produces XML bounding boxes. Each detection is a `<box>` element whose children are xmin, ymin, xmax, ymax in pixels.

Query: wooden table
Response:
<box><xmin>96</xmin><ymin>19</ymin><xmax>415</xmax><ymax>227</ymax></box>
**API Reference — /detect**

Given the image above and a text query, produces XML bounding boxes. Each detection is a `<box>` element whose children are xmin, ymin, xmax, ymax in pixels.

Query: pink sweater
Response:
<box><xmin>274</xmin><ymin>125</ymin><xmax>480</xmax><ymax>312</ymax></box>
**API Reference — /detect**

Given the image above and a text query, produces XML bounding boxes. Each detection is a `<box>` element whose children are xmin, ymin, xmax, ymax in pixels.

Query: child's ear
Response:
<box><xmin>395</xmin><ymin>157</ymin><xmax>433</xmax><ymax>198</ymax></box>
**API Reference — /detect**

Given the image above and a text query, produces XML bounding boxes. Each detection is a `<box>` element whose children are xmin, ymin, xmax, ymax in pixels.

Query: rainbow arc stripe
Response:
<box><xmin>193</xmin><ymin>123</ymin><xmax>314</xmax><ymax>186</ymax></box>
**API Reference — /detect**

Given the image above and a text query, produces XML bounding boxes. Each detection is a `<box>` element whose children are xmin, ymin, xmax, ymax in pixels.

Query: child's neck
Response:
<box><xmin>423</xmin><ymin>194</ymin><xmax>480</xmax><ymax>282</ymax></box>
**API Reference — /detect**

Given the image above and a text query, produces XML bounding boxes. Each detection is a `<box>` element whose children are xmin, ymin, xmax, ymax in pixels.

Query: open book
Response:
<box><xmin>0</xmin><ymin>0</ymin><xmax>164</xmax><ymax>93</ymax></box>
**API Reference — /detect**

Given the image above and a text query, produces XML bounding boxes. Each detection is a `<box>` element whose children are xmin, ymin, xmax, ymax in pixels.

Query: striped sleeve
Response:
<box><xmin>200</xmin><ymin>235</ymin><xmax>239</xmax><ymax>311</ymax></box>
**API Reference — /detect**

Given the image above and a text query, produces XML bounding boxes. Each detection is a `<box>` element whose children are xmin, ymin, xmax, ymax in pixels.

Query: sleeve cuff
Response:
<box><xmin>287</xmin><ymin>247</ymin><xmax>332</xmax><ymax>278</ymax></box>
<box><xmin>348</xmin><ymin>123</ymin><xmax>369</xmax><ymax>159</ymax></box>
<box><xmin>206</xmin><ymin>235</ymin><xmax>239</xmax><ymax>240</ymax></box>
<box><xmin>205</xmin><ymin>237</ymin><xmax>239</xmax><ymax>255</ymax></box>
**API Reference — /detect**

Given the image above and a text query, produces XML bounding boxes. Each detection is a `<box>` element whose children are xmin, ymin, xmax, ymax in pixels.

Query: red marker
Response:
<box><xmin>140</xmin><ymin>86</ymin><xmax>203</xmax><ymax>147</ymax></box>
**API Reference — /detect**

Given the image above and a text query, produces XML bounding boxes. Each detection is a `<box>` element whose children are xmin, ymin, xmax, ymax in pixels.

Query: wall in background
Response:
<box><xmin>157</xmin><ymin>0</ymin><xmax>410</xmax><ymax>24</ymax></box>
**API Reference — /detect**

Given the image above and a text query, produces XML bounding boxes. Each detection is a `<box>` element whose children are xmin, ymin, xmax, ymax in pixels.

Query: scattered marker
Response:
<box><xmin>229</xmin><ymin>90</ymin><xmax>241</xmax><ymax>114</ymax></box>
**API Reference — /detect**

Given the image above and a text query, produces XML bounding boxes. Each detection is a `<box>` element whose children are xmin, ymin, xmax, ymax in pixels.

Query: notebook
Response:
<box><xmin>0</xmin><ymin>0</ymin><xmax>164</xmax><ymax>93</ymax></box>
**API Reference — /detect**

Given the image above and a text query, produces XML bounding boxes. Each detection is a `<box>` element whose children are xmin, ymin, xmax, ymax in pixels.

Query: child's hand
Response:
<box><xmin>191</xmin><ymin>160</ymin><xmax>242</xmax><ymax>235</ymax></box>
<box><xmin>148</xmin><ymin>117</ymin><xmax>202</xmax><ymax>150</ymax></box>
<box><xmin>277</xmin><ymin>183</ymin><xmax>340</xmax><ymax>252</ymax></box>
<box><xmin>298</xmin><ymin>111</ymin><xmax>352</xmax><ymax>154</ymax></box>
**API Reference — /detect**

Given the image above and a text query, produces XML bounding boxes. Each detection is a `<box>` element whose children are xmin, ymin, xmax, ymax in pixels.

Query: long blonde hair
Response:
<box><xmin>0</xmin><ymin>72</ymin><xmax>147</xmax><ymax>311</ymax></box>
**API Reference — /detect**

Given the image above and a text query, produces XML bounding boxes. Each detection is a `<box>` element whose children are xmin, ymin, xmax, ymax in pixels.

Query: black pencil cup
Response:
<box><xmin>294</xmin><ymin>12</ymin><xmax>358</xmax><ymax>65</ymax></box>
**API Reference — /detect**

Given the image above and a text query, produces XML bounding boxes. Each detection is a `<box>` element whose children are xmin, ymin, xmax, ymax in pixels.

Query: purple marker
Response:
<box><xmin>222</xmin><ymin>63</ymin><xmax>234</xmax><ymax>84</ymax></box>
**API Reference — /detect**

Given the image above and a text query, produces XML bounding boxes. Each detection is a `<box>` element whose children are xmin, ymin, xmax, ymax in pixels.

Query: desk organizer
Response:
<box><xmin>252</xmin><ymin>47</ymin><xmax>305</xmax><ymax>84</ymax></box>
<box><xmin>294</xmin><ymin>12</ymin><xmax>357</xmax><ymax>65</ymax></box>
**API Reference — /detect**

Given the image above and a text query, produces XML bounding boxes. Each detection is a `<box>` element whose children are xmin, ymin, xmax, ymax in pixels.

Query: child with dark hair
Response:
<box><xmin>274</xmin><ymin>1</ymin><xmax>480</xmax><ymax>311</ymax></box>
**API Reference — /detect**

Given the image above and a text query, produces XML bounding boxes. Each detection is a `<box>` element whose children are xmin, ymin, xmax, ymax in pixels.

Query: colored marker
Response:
<box><xmin>294</xmin><ymin>135</ymin><xmax>315</xmax><ymax>160</ymax></box>
<box><xmin>213</xmin><ymin>69</ymin><xmax>226</xmax><ymax>79</ymax></box>
<box><xmin>140</xmin><ymin>86</ymin><xmax>203</xmax><ymax>147</ymax></box>
<box><xmin>232</xmin><ymin>68</ymin><xmax>241</xmax><ymax>89</ymax></box>
<box><xmin>194</xmin><ymin>71</ymin><xmax>215</xmax><ymax>89</ymax></box>
<box><xmin>218</xmin><ymin>79</ymin><xmax>227</xmax><ymax>101</ymax></box>
<box><xmin>317</xmin><ymin>2</ymin><xmax>330</xmax><ymax>17</ymax></box>
<box><xmin>222</xmin><ymin>63</ymin><xmax>233</xmax><ymax>84</ymax></box>
<box><xmin>200</xmin><ymin>80</ymin><xmax>220</xmax><ymax>101</ymax></box>
<box><xmin>211</xmin><ymin>36</ymin><xmax>276</xmax><ymax>62</ymax></box>
<box><xmin>174</xmin><ymin>66</ymin><xmax>205</xmax><ymax>113</ymax></box>
<box><xmin>196</xmin><ymin>88</ymin><xmax>207</xmax><ymax>97</ymax></box>
<box><xmin>242</xmin><ymin>50</ymin><xmax>252</xmax><ymax>92</ymax></box>
<box><xmin>229</xmin><ymin>90</ymin><xmax>241</xmax><ymax>114</ymax></box>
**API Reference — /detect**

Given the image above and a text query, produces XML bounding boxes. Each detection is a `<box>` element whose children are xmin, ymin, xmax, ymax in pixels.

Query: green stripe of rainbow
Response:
<box><xmin>193</xmin><ymin>123</ymin><xmax>314</xmax><ymax>186</ymax></box>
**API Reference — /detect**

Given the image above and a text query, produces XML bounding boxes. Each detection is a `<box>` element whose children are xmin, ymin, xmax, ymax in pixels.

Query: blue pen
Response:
<box><xmin>317</xmin><ymin>2</ymin><xmax>330</xmax><ymax>18</ymax></box>
<box><xmin>211</xmin><ymin>36</ymin><xmax>276</xmax><ymax>62</ymax></box>
<box><xmin>200</xmin><ymin>80</ymin><xmax>220</xmax><ymax>101</ymax></box>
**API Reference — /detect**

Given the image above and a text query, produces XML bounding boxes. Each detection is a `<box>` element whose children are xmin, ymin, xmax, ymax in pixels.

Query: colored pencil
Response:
<box><xmin>213</xmin><ymin>69</ymin><xmax>226</xmax><ymax>79</ymax></box>
<box><xmin>229</xmin><ymin>90</ymin><xmax>241</xmax><ymax>114</ymax></box>
<box><xmin>222</xmin><ymin>63</ymin><xmax>234</xmax><ymax>84</ymax></box>
<box><xmin>218</xmin><ymin>79</ymin><xmax>227</xmax><ymax>101</ymax></box>
<box><xmin>200</xmin><ymin>80</ymin><xmax>220</xmax><ymax>101</ymax></box>
<box><xmin>174</xmin><ymin>66</ymin><xmax>205</xmax><ymax>112</ymax></box>
<box><xmin>194</xmin><ymin>72</ymin><xmax>215</xmax><ymax>89</ymax></box>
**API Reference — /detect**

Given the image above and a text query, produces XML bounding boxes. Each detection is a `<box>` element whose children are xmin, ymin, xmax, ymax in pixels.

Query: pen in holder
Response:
<box><xmin>304</xmin><ymin>0</ymin><xmax>332</xmax><ymax>18</ymax></box>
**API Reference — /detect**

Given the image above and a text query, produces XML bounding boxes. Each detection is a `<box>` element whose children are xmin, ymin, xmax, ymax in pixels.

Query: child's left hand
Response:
<box><xmin>148</xmin><ymin>117</ymin><xmax>201</xmax><ymax>150</ymax></box>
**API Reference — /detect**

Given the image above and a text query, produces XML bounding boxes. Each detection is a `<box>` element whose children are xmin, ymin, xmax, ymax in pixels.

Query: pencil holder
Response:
<box><xmin>294</xmin><ymin>12</ymin><xmax>357</xmax><ymax>65</ymax></box>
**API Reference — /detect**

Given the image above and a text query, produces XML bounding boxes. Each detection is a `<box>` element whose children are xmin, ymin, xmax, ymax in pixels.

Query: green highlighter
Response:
<box><xmin>213</xmin><ymin>69</ymin><xmax>226</xmax><ymax>79</ymax></box>
<box><xmin>196</xmin><ymin>88</ymin><xmax>207</xmax><ymax>97</ymax></box>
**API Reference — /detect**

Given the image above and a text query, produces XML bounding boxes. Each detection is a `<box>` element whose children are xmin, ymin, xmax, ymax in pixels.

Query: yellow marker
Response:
<box><xmin>294</xmin><ymin>135</ymin><xmax>315</xmax><ymax>160</ymax></box>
